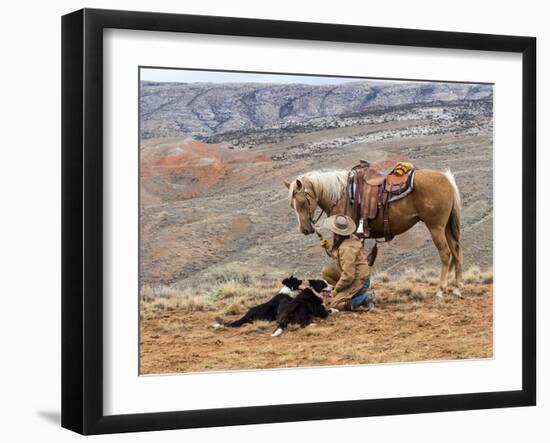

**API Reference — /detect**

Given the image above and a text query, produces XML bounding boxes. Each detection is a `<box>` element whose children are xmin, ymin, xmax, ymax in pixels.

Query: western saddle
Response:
<box><xmin>348</xmin><ymin>160</ymin><xmax>416</xmax><ymax>241</ymax></box>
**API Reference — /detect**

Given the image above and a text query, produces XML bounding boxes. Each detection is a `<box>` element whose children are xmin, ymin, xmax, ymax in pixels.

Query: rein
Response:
<box><xmin>294</xmin><ymin>188</ymin><xmax>338</xmax><ymax>258</ymax></box>
<box><xmin>299</xmin><ymin>188</ymin><xmax>337</xmax><ymax>227</ymax></box>
<box><xmin>294</xmin><ymin>183</ymin><xmax>378</xmax><ymax>264</ymax></box>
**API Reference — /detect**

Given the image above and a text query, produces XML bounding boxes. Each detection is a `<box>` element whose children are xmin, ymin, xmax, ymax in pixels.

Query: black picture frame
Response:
<box><xmin>61</xmin><ymin>8</ymin><xmax>536</xmax><ymax>435</ymax></box>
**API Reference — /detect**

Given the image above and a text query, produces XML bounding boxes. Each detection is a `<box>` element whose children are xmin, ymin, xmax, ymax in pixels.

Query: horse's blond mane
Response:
<box><xmin>290</xmin><ymin>169</ymin><xmax>348</xmax><ymax>204</ymax></box>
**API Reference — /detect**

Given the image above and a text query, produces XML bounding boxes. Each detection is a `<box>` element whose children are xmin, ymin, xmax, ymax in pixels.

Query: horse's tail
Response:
<box><xmin>443</xmin><ymin>170</ymin><xmax>463</xmax><ymax>283</ymax></box>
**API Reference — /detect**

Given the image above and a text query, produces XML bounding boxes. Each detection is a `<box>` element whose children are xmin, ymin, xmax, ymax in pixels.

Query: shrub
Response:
<box><xmin>223</xmin><ymin>302</ymin><xmax>245</xmax><ymax>316</ymax></box>
<box><xmin>463</xmin><ymin>266</ymin><xmax>493</xmax><ymax>284</ymax></box>
<box><xmin>375</xmin><ymin>271</ymin><xmax>391</xmax><ymax>283</ymax></box>
<box><xmin>208</xmin><ymin>281</ymin><xmax>249</xmax><ymax>300</ymax></box>
<box><xmin>140</xmin><ymin>285</ymin><xmax>214</xmax><ymax>317</ymax></box>
<box><xmin>202</xmin><ymin>263</ymin><xmax>254</xmax><ymax>287</ymax></box>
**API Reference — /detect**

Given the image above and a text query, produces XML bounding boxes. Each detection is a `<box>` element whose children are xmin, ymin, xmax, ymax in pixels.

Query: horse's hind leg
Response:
<box><xmin>445</xmin><ymin>223</ymin><xmax>463</xmax><ymax>297</ymax></box>
<box><xmin>427</xmin><ymin>225</ymin><xmax>452</xmax><ymax>299</ymax></box>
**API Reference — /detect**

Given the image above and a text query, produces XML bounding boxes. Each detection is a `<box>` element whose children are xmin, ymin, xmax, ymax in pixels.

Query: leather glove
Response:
<box><xmin>320</xmin><ymin>238</ymin><xmax>329</xmax><ymax>249</ymax></box>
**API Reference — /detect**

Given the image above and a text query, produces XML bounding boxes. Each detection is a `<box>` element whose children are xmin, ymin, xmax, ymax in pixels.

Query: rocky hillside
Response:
<box><xmin>140</xmin><ymin>81</ymin><xmax>492</xmax><ymax>140</ymax></box>
<box><xmin>139</xmin><ymin>79</ymin><xmax>493</xmax><ymax>289</ymax></box>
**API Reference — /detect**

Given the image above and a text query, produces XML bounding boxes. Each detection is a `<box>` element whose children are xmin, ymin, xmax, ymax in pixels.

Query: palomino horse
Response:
<box><xmin>284</xmin><ymin>168</ymin><xmax>463</xmax><ymax>298</ymax></box>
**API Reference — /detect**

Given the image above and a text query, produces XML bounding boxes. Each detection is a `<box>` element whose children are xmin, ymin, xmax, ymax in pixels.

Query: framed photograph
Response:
<box><xmin>61</xmin><ymin>8</ymin><xmax>536</xmax><ymax>435</ymax></box>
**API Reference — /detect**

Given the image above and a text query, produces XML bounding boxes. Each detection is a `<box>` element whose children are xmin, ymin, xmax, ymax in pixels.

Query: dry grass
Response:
<box><xmin>374</xmin><ymin>271</ymin><xmax>391</xmax><ymax>283</ymax></box>
<box><xmin>376</xmin><ymin>266</ymin><xmax>493</xmax><ymax>286</ymax></box>
<box><xmin>141</xmin><ymin>266</ymin><xmax>493</xmax><ymax>321</ymax></box>
<box><xmin>208</xmin><ymin>281</ymin><xmax>253</xmax><ymax>300</ymax></box>
<box><xmin>140</xmin><ymin>265</ymin><xmax>283</xmax><ymax>321</ymax></box>
<box><xmin>140</xmin><ymin>285</ymin><xmax>181</xmax><ymax>301</ymax></box>
<box><xmin>140</xmin><ymin>267</ymin><xmax>494</xmax><ymax>374</ymax></box>
<box><xmin>372</xmin><ymin>266</ymin><xmax>493</xmax><ymax>306</ymax></box>
<box><xmin>140</xmin><ymin>287</ymin><xmax>215</xmax><ymax>321</ymax></box>
<box><xmin>462</xmin><ymin>266</ymin><xmax>493</xmax><ymax>284</ymax></box>
<box><xmin>200</xmin><ymin>263</ymin><xmax>255</xmax><ymax>287</ymax></box>
<box><xmin>397</xmin><ymin>267</ymin><xmax>440</xmax><ymax>285</ymax></box>
<box><xmin>174</xmin><ymin>262</ymin><xmax>284</xmax><ymax>293</ymax></box>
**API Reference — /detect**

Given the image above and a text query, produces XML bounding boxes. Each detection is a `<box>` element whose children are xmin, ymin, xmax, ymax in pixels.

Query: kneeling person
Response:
<box><xmin>319</xmin><ymin>214</ymin><xmax>375</xmax><ymax>311</ymax></box>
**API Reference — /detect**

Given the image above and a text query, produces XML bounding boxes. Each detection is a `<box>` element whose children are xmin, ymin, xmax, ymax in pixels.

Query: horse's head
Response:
<box><xmin>284</xmin><ymin>178</ymin><xmax>318</xmax><ymax>235</ymax></box>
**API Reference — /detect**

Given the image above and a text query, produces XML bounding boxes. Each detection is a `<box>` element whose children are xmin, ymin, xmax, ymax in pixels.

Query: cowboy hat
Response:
<box><xmin>318</xmin><ymin>214</ymin><xmax>356</xmax><ymax>236</ymax></box>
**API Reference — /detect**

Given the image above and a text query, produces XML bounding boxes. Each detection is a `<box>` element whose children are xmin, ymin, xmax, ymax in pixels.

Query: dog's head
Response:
<box><xmin>281</xmin><ymin>275</ymin><xmax>303</xmax><ymax>291</ymax></box>
<box><xmin>307</xmin><ymin>279</ymin><xmax>333</xmax><ymax>299</ymax></box>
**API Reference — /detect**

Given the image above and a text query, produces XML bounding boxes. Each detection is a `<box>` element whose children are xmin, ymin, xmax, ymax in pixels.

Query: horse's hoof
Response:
<box><xmin>271</xmin><ymin>328</ymin><xmax>283</xmax><ymax>337</ymax></box>
<box><xmin>435</xmin><ymin>290</ymin><xmax>444</xmax><ymax>300</ymax></box>
<box><xmin>329</xmin><ymin>308</ymin><xmax>339</xmax><ymax>314</ymax></box>
<box><xmin>452</xmin><ymin>287</ymin><xmax>463</xmax><ymax>298</ymax></box>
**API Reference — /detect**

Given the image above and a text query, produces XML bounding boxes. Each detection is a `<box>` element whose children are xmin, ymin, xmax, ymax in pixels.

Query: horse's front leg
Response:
<box><xmin>427</xmin><ymin>225</ymin><xmax>451</xmax><ymax>299</ymax></box>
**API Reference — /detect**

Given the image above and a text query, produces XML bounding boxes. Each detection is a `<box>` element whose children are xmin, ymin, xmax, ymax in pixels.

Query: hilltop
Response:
<box><xmin>140</xmin><ymin>80</ymin><xmax>492</xmax><ymax>140</ymax></box>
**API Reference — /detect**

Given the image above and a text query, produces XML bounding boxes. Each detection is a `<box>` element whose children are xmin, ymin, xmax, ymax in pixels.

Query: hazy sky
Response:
<box><xmin>140</xmin><ymin>67</ymin><xmax>412</xmax><ymax>86</ymax></box>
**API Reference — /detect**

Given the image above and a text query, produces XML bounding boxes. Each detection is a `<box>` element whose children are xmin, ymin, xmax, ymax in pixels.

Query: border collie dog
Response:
<box><xmin>271</xmin><ymin>279</ymin><xmax>332</xmax><ymax>337</ymax></box>
<box><xmin>212</xmin><ymin>275</ymin><xmax>302</xmax><ymax>328</ymax></box>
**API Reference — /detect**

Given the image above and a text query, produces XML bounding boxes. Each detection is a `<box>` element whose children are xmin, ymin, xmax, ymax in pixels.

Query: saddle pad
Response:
<box><xmin>387</xmin><ymin>169</ymin><xmax>416</xmax><ymax>203</ymax></box>
<box><xmin>391</xmin><ymin>161</ymin><xmax>416</xmax><ymax>176</ymax></box>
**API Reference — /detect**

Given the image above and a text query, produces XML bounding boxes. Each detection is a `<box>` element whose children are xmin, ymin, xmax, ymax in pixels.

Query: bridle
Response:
<box><xmin>291</xmin><ymin>178</ymin><xmax>378</xmax><ymax>264</ymax></box>
<box><xmin>292</xmin><ymin>187</ymin><xmax>338</xmax><ymax>227</ymax></box>
<box><xmin>293</xmin><ymin>187</ymin><xmax>323</xmax><ymax>225</ymax></box>
<box><xmin>292</xmin><ymin>183</ymin><xmax>345</xmax><ymax>258</ymax></box>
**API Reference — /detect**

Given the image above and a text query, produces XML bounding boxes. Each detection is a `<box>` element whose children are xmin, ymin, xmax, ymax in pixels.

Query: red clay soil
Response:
<box><xmin>140</xmin><ymin>139</ymin><xmax>271</xmax><ymax>201</ymax></box>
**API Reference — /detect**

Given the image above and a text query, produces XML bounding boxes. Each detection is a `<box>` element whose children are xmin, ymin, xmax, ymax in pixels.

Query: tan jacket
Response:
<box><xmin>328</xmin><ymin>235</ymin><xmax>370</xmax><ymax>308</ymax></box>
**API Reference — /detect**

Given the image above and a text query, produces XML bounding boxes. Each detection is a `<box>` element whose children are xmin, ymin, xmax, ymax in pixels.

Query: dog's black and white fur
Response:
<box><xmin>271</xmin><ymin>279</ymin><xmax>333</xmax><ymax>337</ymax></box>
<box><xmin>212</xmin><ymin>275</ymin><xmax>302</xmax><ymax>328</ymax></box>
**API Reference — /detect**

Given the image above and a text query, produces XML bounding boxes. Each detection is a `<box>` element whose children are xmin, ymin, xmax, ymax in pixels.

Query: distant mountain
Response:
<box><xmin>139</xmin><ymin>81</ymin><xmax>492</xmax><ymax>140</ymax></box>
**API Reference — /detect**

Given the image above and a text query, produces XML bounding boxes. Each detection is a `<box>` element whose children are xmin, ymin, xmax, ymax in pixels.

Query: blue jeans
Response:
<box><xmin>350</xmin><ymin>278</ymin><xmax>374</xmax><ymax>308</ymax></box>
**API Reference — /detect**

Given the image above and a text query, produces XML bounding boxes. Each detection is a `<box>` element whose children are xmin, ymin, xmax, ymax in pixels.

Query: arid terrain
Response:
<box><xmin>139</xmin><ymin>77</ymin><xmax>494</xmax><ymax>374</ymax></box>
<box><xmin>140</xmin><ymin>269</ymin><xmax>493</xmax><ymax>374</ymax></box>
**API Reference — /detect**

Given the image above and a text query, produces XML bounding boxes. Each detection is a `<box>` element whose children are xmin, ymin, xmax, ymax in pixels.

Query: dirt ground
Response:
<box><xmin>140</xmin><ymin>281</ymin><xmax>493</xmax><ymax>375</ymax></box>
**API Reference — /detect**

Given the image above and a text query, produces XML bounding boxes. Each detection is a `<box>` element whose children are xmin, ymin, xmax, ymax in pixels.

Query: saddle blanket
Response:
<box><xmin>387</xmin><ymin>169</ymin><xmax>416</xmax><ymax>203</ymax></box>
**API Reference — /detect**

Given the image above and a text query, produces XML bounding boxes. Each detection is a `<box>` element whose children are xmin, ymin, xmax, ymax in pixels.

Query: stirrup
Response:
<box><xmin>356</xmin><ymin>219</ymin><xmax>364</xmax><ymax>235</ymax></box>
